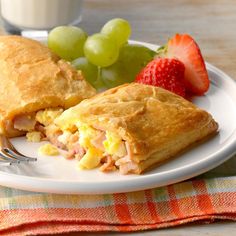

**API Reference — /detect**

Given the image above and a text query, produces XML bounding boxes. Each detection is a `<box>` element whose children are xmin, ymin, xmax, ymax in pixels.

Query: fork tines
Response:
<box><xmin>0</xmin><ymin>135</ymin><xmax>37</xmax><ymax>166</ymax></box>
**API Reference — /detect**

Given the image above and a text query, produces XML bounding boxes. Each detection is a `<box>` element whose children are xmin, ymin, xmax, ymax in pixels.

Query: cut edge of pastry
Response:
<box><xmin>0</xmin><ymin>35</ymin><xmax>96</xmax><ymax>137</ymax></box>
<box><xmin>0</xmin><ymin>97</ymin><xmax>74</xmax><ymax>138</ymax></box>
<box><xmin>41</xmin><ymin>84</ymin><xmax>219</xmax><ymax>175</ymax></box>
<box><xmin>118</xmin><ymin>117</ymin><xmax>218</xmax><ymax>174</ymax></box>
<box><xmin>43</xmin><ymin>113</ymin><xmax>218</xmax><ymax>175</ymax></box>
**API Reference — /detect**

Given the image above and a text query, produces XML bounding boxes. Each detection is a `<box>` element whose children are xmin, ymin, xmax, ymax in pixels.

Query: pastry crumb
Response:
<box><xmin>38</xmin><ymin>143</ymin><xmax>59</xmax><ymax>156</ymax></box>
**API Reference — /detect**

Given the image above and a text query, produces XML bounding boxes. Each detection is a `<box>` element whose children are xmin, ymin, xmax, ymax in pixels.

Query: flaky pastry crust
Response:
<box><xmin>55</xmin><ymin>83</ymin><xmax>218</xmax><ymax>174</ymax></box>
<box><xmin>0</xmin><ymin>35</ymin><xmax>96</xmax><ymax>137</ymax></box>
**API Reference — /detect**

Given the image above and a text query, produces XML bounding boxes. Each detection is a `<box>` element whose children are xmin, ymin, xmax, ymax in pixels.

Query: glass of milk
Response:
<box><xmin>0</xmin><ymin>0</ymin><xmax>83</xmax><ymax>38</ymax></box>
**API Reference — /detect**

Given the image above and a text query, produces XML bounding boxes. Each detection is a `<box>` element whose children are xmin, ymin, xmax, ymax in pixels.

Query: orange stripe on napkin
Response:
<box><xmin>192</xmin><ymin>180</ymin><xmax>214</xmax><ymax>214</ymax></box>
<box><xmin>114</xmin><ymin>193</ymin><xmax>133</xmax><ymax>231</ymax></box>
<box><xmin>144</xmin><ymin>190</ymin><xmax>161</xmax><ymax>222</ymax></box>
<box><xmin>167</xmin><ymin>185</ymin><xmax>185</xmax><ymax>219</ymax></box>
<box><xmin>0</xmin><ymin>177</ymin><xmax>235</xmax><ymax>235</ymax></box>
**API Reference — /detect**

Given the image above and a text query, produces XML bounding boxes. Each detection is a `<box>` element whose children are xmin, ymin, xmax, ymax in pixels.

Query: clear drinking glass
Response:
<box><xmin>0</xmin><ymin>0</ymin><xmax>83</xmax><ymax>39</ymax></box>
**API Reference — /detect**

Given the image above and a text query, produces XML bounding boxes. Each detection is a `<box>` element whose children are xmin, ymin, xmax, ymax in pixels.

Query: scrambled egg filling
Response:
<box><xmin>75</xmin><ymin>122</ymin><xmax>126</xmax><ymax>170</ymax></box>
<box><xmin>54</xmin><ymin>106</ymin><xmax>81</xmax><ymax>131</ymax></box>
<box><xmin>27</xmin><ymin>108</ymin><xmax>127</xmax><ymax>169</ymax></box>
<box><xmin>78</xmin><ymin>148</ymin><xmax>103</xmax><ymax>169</ymax></box>
<box><xmin>39</xmin><ymin>113</ymin><xmax>126</xmax><ymax>169</ymax></box>
<box><xmin>27</xmin><ymin>108</ymin><xmax>63</xmax><ymax>144</ymax></box>
<box><xmin>36</xmin><ymin>108</ymin><xmax>63</xmax><ymax>127</ymax></box>
<box><xmin>38</xmin><ymin>143</ymin><xmax>59</xmax><ymax>156</ymax></box>
<box><xmin>26</xmin><ymin>131</ymin><xmax>41</xmax><ymax>142</ymax></box>
<box><xmin>103</xmin><ymin>131</ymin><xmax>126</xmax><ymax>158</ymax></box>
<box><xmin>76</xmin><ymin>122</ymin><xmax>103</xmax><ymax>169</ymax></box>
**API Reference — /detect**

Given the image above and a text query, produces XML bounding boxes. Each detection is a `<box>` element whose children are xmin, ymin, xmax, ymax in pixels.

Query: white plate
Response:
<box><xmin>0</xmin><ymin>41</ymin><xmax>236</xmax><ymax>195</ymax></box>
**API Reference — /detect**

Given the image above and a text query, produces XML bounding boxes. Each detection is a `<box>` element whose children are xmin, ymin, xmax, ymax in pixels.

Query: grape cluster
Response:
<box><xmin>48</xmin><ymin>18</ymin><xmax>155</xmax><ymax>90</ymax></box>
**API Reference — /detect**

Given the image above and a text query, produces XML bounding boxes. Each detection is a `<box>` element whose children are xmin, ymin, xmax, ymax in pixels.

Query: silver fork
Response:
<box><xmin>0</xmin><ymin>134</ymin><xmax>37</xmax><ymax>166</ymax></box>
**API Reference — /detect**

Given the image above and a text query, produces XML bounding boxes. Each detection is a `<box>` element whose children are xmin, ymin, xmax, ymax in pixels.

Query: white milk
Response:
<box><xmin>0</xmin><ymin>0</ymin><xmax>83</xmax><ymax>30</ymax></box>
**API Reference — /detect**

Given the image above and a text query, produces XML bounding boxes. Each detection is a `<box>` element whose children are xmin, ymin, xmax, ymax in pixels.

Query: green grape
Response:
<box><xmin>93</xmin><ymin>76</ymin><xmax>107</xmax><ymax>92</ymax></box>
<box><xmin>48</xmin><ymin>26</ymin><xmax>87</xmax><ymax>61</ymax></box>
<box><xmin>84</xmin><ymin>33</ymin><xmax>119</xmax><ymax>67</ymax></box>
<box><xmin>101</xmin><ymin>44</ymin><xmax>156</xmax><ymax>88</ymax></box>
<box><xmin>72</xmin><ymin>57</ymin><xmax>106</xmax><ymax>91</ymax></box>
<box><xmin>119</xmin><ymin>44</ymin><xmax>156</xmax><ymax>79</ymax></box>
<box><xmin>72</xmin><ymin>57</ymin><xmax>98</xmax><ymax>87</ymax></box>
<box><xmin>101</xmin><ymin>18</ymin><xmax>131</xmax><ymax>47</ymax></box>
<box><xmin>101</xmin><ymin>61</ymin><xmax>129</xmax><ymax>88</ymax></box>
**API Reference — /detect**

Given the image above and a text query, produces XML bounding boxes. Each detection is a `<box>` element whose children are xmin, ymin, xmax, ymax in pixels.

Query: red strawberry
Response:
<box><xmin>135</xmin><ymin>58</ymin><xmax>186</xmax><ymax>97</ymax></box>
<box><xmin>166</xmin><ymin>34</ymin><xmax>209</xmax><ymax>95</ymax></box>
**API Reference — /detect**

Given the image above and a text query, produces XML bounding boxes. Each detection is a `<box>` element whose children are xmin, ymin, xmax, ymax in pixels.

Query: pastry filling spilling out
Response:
<box><xmin>47</xmin><ymin>121</ymin><xmax>136</xmax><ymax>173</ymax></box>
<box><xmin>11</xmin><ymin>110</ymin><xmax>136</xmax><ymax>173</ymax></box>
<box><xmin>9</xmin><ymin>108</ymin><xmax>63</xmax><ymax>142</ymax></box>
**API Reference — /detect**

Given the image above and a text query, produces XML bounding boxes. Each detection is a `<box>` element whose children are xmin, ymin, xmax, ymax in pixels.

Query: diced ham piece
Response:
<box><xmin>125</xmin><ymin>142</ymin><xmax>133</xmax><ymax>159</ymax></box>
<box><xmin>66</xmin><ymin>143</ymin><xmax>85</xmax><ymax>160</ymax></box>
<box><xmin>13</xmin><ymin>114</ymin><xmax>36</xmax><ymax>131</ymax></box>
<box><xmin>91</xmin><ymin>132</ymin><xmax>106</xmax><ymax>151</ymax></box>
<box><xmin>117</xmin><ymin>159</ymin><xmax>139</xmax><ymax>174</ymax></box>
<box><xmin>115</xmin><ymin>142</ymin><xmax>138</xmax><ymax>174</ymax></box>
<box><xmin>100</xmin><ymin>155</ymin><xmax>116</xmax><ymax>172</ymax></box>
<box><xmin>34</xmin><ymin>123</ymin><xmax>46</xmax><ymax>134</ymax></box>
<box><xmin>46</xmin><ymin>130</ymin><xmax>66</xmax><ymax>150</ymax></box>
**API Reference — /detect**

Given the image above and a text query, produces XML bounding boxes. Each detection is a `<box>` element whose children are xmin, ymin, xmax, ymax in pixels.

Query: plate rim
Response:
<box><xmin>0</xmin><ymin>40</ymin><xmax>236</xmax><ymax>194</ymax></box>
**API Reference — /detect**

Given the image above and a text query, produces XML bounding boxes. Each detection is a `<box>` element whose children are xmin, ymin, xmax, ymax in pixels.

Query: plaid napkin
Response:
<box><xmin>0</xmin><ymin>176</ymin><xmax>235</xmax><ymax>235</ymax></box>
